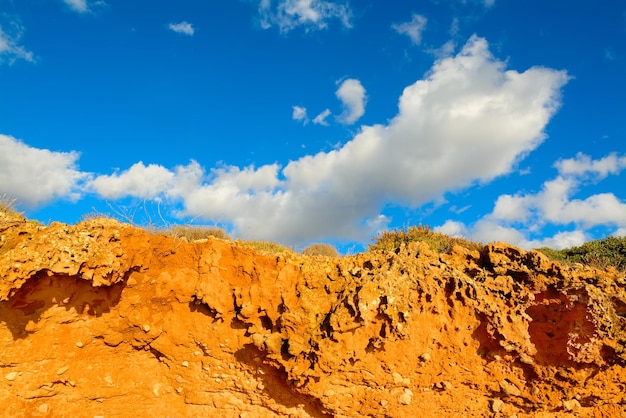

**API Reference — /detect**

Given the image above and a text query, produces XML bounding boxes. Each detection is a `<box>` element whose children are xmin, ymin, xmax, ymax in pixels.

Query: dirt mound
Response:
<box><xmin>1</xmin><ymin>217</ymin><xmax>626</xmax><ymax>417</ymax></box>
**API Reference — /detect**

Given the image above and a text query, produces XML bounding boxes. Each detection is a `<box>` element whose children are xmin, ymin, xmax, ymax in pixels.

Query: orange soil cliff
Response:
<box><xmin>1</xmin><ymin>213</ymin><xmax>626</xmax><ymax>417</ymax></box>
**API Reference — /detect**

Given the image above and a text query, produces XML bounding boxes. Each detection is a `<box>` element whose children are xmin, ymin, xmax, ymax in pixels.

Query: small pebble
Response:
<box><xmin>563</xmin><ymin>399</ymin><xmax>581</xmax><ymax>412</ymax></box>
<box><xmin>419</xmin><ymin>353</ymin><xmax>431</xmax><ymax>362</ymax></box>
<box><xmin>57</xmin><ymin>366</ymin><xmax>69</xmax><ymax>376</ymax></box>
<box><xmin>491</xmin><ymin>399</ymin><xmax>504</xmax><ymax>413</ymax></box>
<box><xmin>181</xmin><ymin>361</ymin><xmax>189</xmax><ymax>367</ymax></box>
<box><xmin>142</xmin><ymin>324</ymin><xmax>151</xmax><ymax>332</ymax></box>
<box><xmin>392</xmin><ymin>372</ymin><xmax>403</xmax><ymax>385</ymax></box>
<box><xmin>38</xmin><ymin>404</ymin><xmax>49</xmax><ymax>413</ymax></box>
<box><xmin>399</xmin><ymin>389</ymin><xmax>413</xmax><ymax>405</ymax></box>
<box><xmin>4</xmin><ymin>372</ymin><xmax>17</xmax><ymax>381</ymax></box>
<box><xmin>75</xmin><ymin>342</ymin><xmax>84</xmax><ymax>348</ymax></box>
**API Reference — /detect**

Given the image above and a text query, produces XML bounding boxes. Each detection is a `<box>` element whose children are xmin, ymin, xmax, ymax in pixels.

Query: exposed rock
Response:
<box><xmin>1</xmin><ymin>219</ymin><xmax>626</xmax><ymax>416</ymax></box>
<box><xmin>491</xmin><ymin>398</ymin><xmax>504</xmax><ymax>413</ymax></box>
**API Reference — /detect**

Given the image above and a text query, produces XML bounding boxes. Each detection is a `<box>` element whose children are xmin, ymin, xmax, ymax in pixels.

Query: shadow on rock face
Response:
<box><xmin>0</xmin><ymin>271</ymin><xmax>126</xmax><ymax>339</ymax></box>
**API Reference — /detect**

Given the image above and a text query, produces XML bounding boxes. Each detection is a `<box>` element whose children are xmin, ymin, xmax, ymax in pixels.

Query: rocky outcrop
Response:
<box><xmin>1</xmin><ymin>215</ymin><xmax>626</xmax><ymax>417</ymax></box>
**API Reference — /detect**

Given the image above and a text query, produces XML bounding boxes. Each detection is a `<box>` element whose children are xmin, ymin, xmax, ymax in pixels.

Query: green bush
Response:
<box><xmin>368</xmin><ymin>225</ymin><xmax>482</xmax><ymax>254</ymax></box>
<box><xmin>301</xmin><ymin>243</ymin><xmax>339</xmax><ymax>257</ymax></box>
<box><xmin>167</xmin><ymin>225</ymin><xmax>231</xmax><ymax>241</ymax></box>
<box><xmin>537</xmin><ymin>236</ymin><xmax>626</xmax><ymax>271</ymax></box>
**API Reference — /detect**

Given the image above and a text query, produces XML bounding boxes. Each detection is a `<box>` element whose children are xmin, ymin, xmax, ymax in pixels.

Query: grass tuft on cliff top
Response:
<box><xmin>301</xmin><ymin>243</ymin><xmax>339</xmax><ymax>257</ymax></box>
<box><xmin>165</xmin><ymin>225</ymin><xmax>232</xmax><ymax>241</ymax></box>
<box><xmin>0</xmin><ymin>194</ymin><xmax>26</xmax><ymax>222</ymax></box>
<box><xmin>368</xmin><ymin>225</ymin><xmax>483</xmax><ymax>254</ymax></box>
<box><xmin>536</xmin><ymin>236</ymin><xmax>626</xmax><ymax>272</ymax></box>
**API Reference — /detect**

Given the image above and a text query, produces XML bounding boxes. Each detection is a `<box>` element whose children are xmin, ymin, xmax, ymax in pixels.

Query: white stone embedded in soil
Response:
<box><xmin>399</xmin><ymin>388</ymin><xmax>413</xmax><ymax>405</ymax></box>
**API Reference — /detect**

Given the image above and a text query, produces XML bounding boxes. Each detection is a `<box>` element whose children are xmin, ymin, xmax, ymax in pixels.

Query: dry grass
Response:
<box><xmin>238</xmin><ymin>240</ymin><xmax>295</xmax><ymax>256</ymax></box>
<box><xmin>0</xmin><ymin>194</ymin><xmax>25</xmax><ymax>222</ymax></box>
<box><xmin>369</xmin><ymin>224</ymin><xmax>482</xmax><ymax>254</ymax></box>
<box><xmin>301</xmin><ymin>243</ymin><xmax>339</xmax><ymax>257</ymax></box>
<box><xmin>166</xmin><ymin>225</ymin><xmax>231</xmax><ymax>241</ymax></box>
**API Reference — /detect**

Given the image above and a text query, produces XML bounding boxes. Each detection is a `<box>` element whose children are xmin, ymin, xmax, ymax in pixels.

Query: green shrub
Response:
<box><xmin>534</xmin><ymin>246</ymin><xmax>569</xmax><ymax>264</ymax></box>
<box><xmin>368</xmin><ymin>224</ymin><xmax>482</xmax><ymax>254</ymax></box>
<box><xmin>301</xmin><ymin>243</ymin><xmax>339</xmax><ymax>257</ymax></box>
<box><xmin>537</xmin><ymin>236</ymin><xmax>626</xmax><ymax>271</ymax></box>
<box><xmin>167</xmin><ymin>225</ymin><xmax>231</xmax><ymax>241</ymax></box>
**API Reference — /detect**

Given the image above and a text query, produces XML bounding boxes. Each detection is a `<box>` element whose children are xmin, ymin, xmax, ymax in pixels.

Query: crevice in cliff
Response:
<box><xmin>233</xmin><ymin>344</ymin><xmax>333</xmax><ymax>418</ymax></box>
<box><xmin>0</xmin><ymin>271</ymin><xmax>125</xmax><ymax>339</ymax></box>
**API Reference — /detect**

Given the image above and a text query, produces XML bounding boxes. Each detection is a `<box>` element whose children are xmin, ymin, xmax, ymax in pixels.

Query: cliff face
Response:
<box><xmin>1</xmin><ymin>214</ymin><xmax>626</xmax><ymax>417</ymax></box>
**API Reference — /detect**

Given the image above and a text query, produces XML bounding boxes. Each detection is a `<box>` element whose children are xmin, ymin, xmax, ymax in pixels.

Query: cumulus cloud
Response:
<box><xmin>292</xmin><ymin>105</ymin><xmax>309</xmax><ymax>124</ymax></box>
<box><xmin>81</xmin><ymin>35</ymin><xmax>568</xmax><ymax>245</ymax></box>
<box><xmin>168</xmin><ymin>21</ymin><xmax>195</xmax><ymax>36</ymax></box>
<box><xmin>88</xmin><ymin>162</ymin><xmax>177</xmax><ymax>200</ymax></box>
<box><xmin>392</xmin><ymin>13</ymin><xmax>427</xmax><ymax>45</ymax></box>
<box><xmin>313</xmin><ymin>109</ymin><xmax>332</xmax><ymax>126</ymax></box>
<box><xmin>1</xmin><ymin>36</ymin><xmax>569</xmax><ymax>246</ymax></box>
<box><xmin>438</xmin><ymin>152</ymin><xmax>626</xmax><ymax>250</ymax></box>
<box><xmin>257</xmin><ymin>0</ymin><xmax>352</xmax><ymax>33</ymax></box>
<box><xmin>335</xmin><ymin>78</ymin><xmax>366</xmax><ymax>124</ymax></box>
<box><xmin>554</xmin><ymin>152</ymin><xmax>626</xmax><ymax>178</ymax></box>
<box><xmin>0</xmin><ymin>135</ymin><xmax>86</xmax><ymax>206</ymax></box>
<box><xmin>0</xmin><ymin>23</ymin><xmax>35</xmax><ymax>65</ymax></box>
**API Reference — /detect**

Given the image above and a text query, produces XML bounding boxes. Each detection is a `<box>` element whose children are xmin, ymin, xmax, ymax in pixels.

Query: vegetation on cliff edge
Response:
<box><xmin>368</xmin><ymin>225</ymin><xmax>483</xmax><ymax>254</ymax></box>
<box><xmin>536</xmin><ymin>236</ymin><xmax>626</xmax><ymax>271</ymax></box>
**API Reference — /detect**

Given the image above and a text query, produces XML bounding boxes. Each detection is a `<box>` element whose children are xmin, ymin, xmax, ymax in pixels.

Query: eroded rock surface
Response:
<box><xmin>1</xmin><ymin>216</ymin><xmax>626</xmax><ymax>417</ymax></box>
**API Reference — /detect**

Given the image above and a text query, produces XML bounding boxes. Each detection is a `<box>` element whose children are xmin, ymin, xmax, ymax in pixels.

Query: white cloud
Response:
<box><xmin>82</xmin><ymin>35</ymin><xmax>567</xmax><ymax>245</ymax></box>
<box><xmin>88</xmin><ymin>162</ymin><xmax>176</xmax><ymax>200</ymax></box>
<box><xmin>62</xmin><ymin>0</ymin><xmax>106</xmax><ymax>13</ymax></box>
<box><xmin>257</xmin><ymin>0</ymin><xmax>352</xmax><ymax>33</ymax></box>
<box><xmin>63</xmin><ymin>0</ymin><xmax>89</xmax><ymax>13</ymax></box>
<box><xmin>292</xmin><ymin>105</ymin><xmax>309</xmax><ymax>124</ymax></box>
<box><xmin>168</xmin><ymin>21</ymin><xmax>195</xmax><ymax>36</ymax></box>
<box><xmin>2</xmin><ymin>36</ymin><xmax>569</xmax><ymax>246</ymax></box>
<box><xmin>554</xmin><ymin>152</ymin><xmax>626</xmax><ymax>179</ymax></box>
<box><xmin>439</xmin><ymin>152</ymin><xmax>626</xmax><ymax>250</ymax></box>
<box><xmin>313</xmin><ymin>109</ymin><xmax>332</xmax><ymax>126</ymax></box>
<box><xmin>392</xmin><ymin>13</ymin><xmax>427</xmax><ymax>45</ymax></box>
<box><xmin>335</xmin><ymin>78</ymin><xmax>367</xmax><ymax>124</ymax></box>
<box><xmin>435</xmin><ymin>220</ymin><xmax>467</xmax><ymax>237</ymax></box>
<box><xmin>0</xmin><ymin>24</ymin><xmax>35</xmax><ymax>65</ymax></box>
<box><xmin>0</xmin><ymin>134</ymin><xmax>86</xmax><ymax>206</ymax></box>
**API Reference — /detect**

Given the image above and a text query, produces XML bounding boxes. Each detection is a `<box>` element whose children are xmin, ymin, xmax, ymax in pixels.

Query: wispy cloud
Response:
<box><xmin>0</xmin><ymin>135</ymin><xmax>86</xmax><ymax>206</ymax></box>
<box><xmin>392</xmin><ymin>13</ymin><xmax>427</xmax><ymax>45</ymax></box>
<box><xmin>604</xmin><ymin>48</ymin><xmax>616</xmax><ymax>61</ymax></box>
<box><xmin>335</xmin><ymin>78</ymin><xmax>367</xmax><ymax>124</ymax></box>
<box><xmin>292</xmin><ymin>105</ymin><xmax>309</xmax><ymax>124</ymax></box>
<box><xmin>0</xmin><ymin>23</ymin><xmax>35</xmax><ymax>65</ymax></box>
<box><xmin>168</xmin><ymin>21</ymin><xmax>195</xmax><ymax>36</ymax></box>
<box><xmin>437</xmin><ymin>152</ymin><xmax>626</xmax><ymax>249</ymax></box>
<box><xmin>62</xmin><ymin>0</ymin><xmax>106</xmax><ymax>14</ymax></box>
<box><xmin>1</xmin><ymin>36</ymin><xmax>570</xmax><ymax>246</ymax></box>
<box><xmin>257</xmin><ymin>0</ymin><xmax>352</xmax><ymax>33</ymax></box>
<box><xmin>313</xmin><ymin>109</ymin><xmax>331</xmax><ymax>126</ymax></box>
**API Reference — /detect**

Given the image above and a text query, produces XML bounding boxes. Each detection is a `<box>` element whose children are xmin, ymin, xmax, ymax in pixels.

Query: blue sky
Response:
<box><xmin>1</xmin><ymin>0</ymin><xmax>625</xmax><ymax>252</ymax></box>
